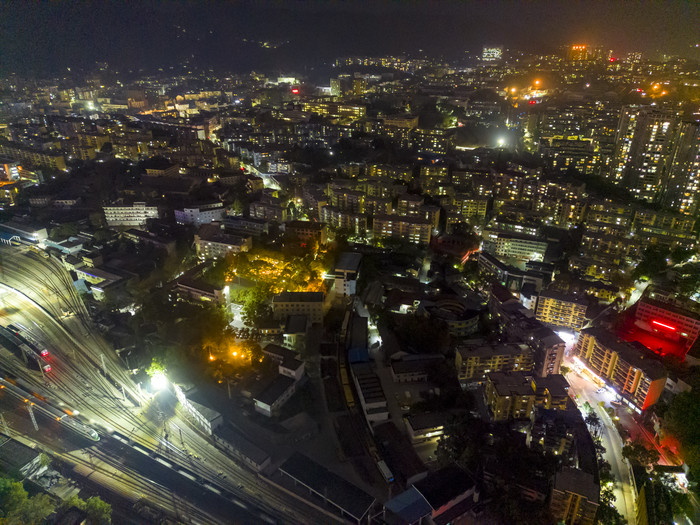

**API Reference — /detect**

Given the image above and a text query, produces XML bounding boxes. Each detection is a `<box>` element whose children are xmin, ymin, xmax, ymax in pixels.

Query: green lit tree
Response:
<box><xmin>84</xmin><ymin>496</ymin><xmax>112</xmax><ymax>524</ymax></box>
<box><xmin>0</xmin><ymin>476</ymin><xmax>54</xmax><ymax>525</ymax></box>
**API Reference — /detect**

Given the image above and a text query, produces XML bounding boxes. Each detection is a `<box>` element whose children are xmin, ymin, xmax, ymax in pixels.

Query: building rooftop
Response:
<box><xmin>0</xmin><ymin>433</ymin><xmax>39</xmax><ymax>476</ymax></box>
<box><xmin>284</xmin><ymin>314</ymin><xmax>308</xmax><ymax>334</ymax></box>
<box><xmin>486</xmin><ymin>371</ymin><xmax>534</xmax><ymax>396</ymax></box>
<box><xmin>373</xmin><ymin>214</ymin><xmax>431</xmax><ymax>225</ymax></box>
<box><xmin>335</xmin><ymin>251</ymin><xmax>363</xmax><ymax>273</ymax></box>
<box><xmin>374</xmin><ymin>421</ymin><xmax>427</xmax><ymax>485</ymax></box>
<box><xmin>264</xmin><ymin>342</ymin><xmax>304</xmax><ymax>372</ymax></box>
<box><xmin>539</xmin><ymin>289</ymin><xmax>588</xmax><ymax>305</ymax></box>
<box><xmin>286</xmin><ymin>220</ymin><xmax>325</xmax><ymax>231</ymax></box>
<box><xmin>384</xmin><ymin>486</ymin><xmax>432</xmax><ymax>523</ymax></box>
<box><xmin>213</xmin><ymin>424</ymin><xmax>270</xmax><ymax>466</ymax></box>
<box><xmin>405</xmin><ymin>412</ymin><xmax>448</xmax><ymax>432</ymax></box>
<box><xmin>391</xmin><ymin>358</ymin><xmax>437</xmax><ymax>376</ymax></box>
<box><xmin>255</xmin><ymin>374</ymin><xmax>296</xmax><ymax>406</ymax></box>
<box><xmin>457</xmin><ymin>342</ymin><xmax>531</xmax><ymax>360</ymax></box>
<box><xmin>279</xmin><ymin>452</ymin><xmax>375</xmax><ymax>522</ymax></box>
<box><xmin>414</xmin><ymin>465</ymin><xmax>475</xmax><ymax>511</ymax></box>
<box><xmin>350</xmin><ymin>363</ymin><xmax>386</xmax><ymax>404</ymax></box>
<box><xmin>490</xmin><ymin>282</ymin><xmax>518</xmax><ymax>304</ymax></box>
<box><xmin>273</xmin><ymin>291</ymin><xmax>324</xmax><ymax>303</ymax></box>
<box><xmin>533</xmin><ymin>374</ymin><xmax>569</xmax><ymax>398</ymax></box>
<box><xmin>553</xmin><ymin>467</ymin><xmax>600</xmax><ymax>504</ymax></box>
<box><xmin>639</xmin><ymin>296</ymin><xmax>700</xmax><ymax>321</ymax></box>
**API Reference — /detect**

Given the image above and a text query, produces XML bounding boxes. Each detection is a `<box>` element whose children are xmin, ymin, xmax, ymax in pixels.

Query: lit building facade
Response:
<box><xmin>536</xmin><ymin>290</ymin><xmax>588</xmax><ymax>331</ymax></box>
<box><xmin>372</xmin><ymin>215</ymin><xmax>432</xmax><ymax>245</ymax></box>
<box><xmin>573</xmin><ymin>327</ymin><xmax>666</xmax><ymax>411</ymax></box>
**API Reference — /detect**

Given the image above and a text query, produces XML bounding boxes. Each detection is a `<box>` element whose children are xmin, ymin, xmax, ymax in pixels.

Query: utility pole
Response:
<box><xmin>0</xmin><ymin>412</ymin><xmax>10</xmax><ymax>435</ymax></box>
<box><xmin>26</xmin><ymin>403</ymin><xmax>38</xmax><ymax>432</ymax></box>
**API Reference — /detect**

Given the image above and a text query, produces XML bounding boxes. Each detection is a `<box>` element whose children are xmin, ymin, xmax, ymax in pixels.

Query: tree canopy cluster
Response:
<box><xmin>0</xmin><ymin>475</ymin><xmax>111</xmax><ymax>525</ymax></box>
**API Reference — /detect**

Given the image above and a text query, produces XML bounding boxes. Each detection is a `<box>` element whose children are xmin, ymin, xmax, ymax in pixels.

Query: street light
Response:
<box><xmin>151</xmin><ymin>371</ymin><xmax>168</xmax><ymax>390</ymax></box>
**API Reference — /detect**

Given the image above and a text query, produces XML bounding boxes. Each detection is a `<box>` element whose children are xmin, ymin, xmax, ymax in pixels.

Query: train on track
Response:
<box><xmin>0</xmin><ymin>325</ymin><xmax>51</xmax><ymax>373</ymax></box>
<box><xmin>0</xmin><ymin>377</ymin><xmax>99</xmax><ymax>442</ymax></box>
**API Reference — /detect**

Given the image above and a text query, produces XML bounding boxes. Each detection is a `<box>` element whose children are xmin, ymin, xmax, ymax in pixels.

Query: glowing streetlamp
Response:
<box><xmin>150</xmin><ymin>371</ymin><xmax>168</xmax><ymax>390</ymax></box>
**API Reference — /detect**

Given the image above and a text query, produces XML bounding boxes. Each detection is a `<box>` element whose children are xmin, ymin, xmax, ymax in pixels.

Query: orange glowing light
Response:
<box><xmin>209</xmin><ymin>355</ymin><xmax>215</xmax><ymax>361</ymax></box>
<box><xmin>534</xmin><ymin>79</ymin><xmax>541</xmax><ymax>86</ymax></box>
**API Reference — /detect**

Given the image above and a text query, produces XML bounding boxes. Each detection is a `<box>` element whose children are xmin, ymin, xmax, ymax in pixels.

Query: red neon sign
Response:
<box><xmin>652</xmin><ymin>320</ymin><xmax>677</xmax><ymax>331</ymax></box>
<box><xmin>291</xmin><ymin>88</ymin><xmax>299</xmax><ymax>94</ymax></box>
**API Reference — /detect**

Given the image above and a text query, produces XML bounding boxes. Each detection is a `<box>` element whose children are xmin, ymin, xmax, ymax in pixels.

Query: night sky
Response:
<box><xmin>1</xmin><ymin>1</ymin><xmax>698</xmax><ymax>76</ymax></box>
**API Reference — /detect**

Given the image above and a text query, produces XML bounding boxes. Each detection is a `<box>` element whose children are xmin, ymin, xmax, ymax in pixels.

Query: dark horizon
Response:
<box><xmin>1</xmin><ymin>0</ymin><xmax>699</xmax><ymax>77</ymax></box>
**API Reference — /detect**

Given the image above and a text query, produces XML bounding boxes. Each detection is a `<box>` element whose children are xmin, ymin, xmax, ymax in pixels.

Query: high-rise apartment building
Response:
<box><xmin>611</xmin><ymin>106</ymin><xmax>678</xmax><ymax>201</ymax></box>
<box><xmin>664</xmin><ymin>121</ymin><xmax>700</xmax><ymax>215</ymax></box>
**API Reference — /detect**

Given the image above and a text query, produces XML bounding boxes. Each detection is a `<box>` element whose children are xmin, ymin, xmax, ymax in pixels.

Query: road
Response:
<box><xmin>566</xmin><ymin>364</ymin><xmax>636</xmax><ymax>522</ymax></box>
<box><xmin>0</xmin><ymin>246</ymin><xmax>340</xmax><ymax>524</ymax></box>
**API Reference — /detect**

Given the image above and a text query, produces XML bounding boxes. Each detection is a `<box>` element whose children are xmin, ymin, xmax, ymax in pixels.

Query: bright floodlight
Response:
<box><xmin>497</xmin><ymin>137</ymin><xmax>506</xmax><ymax>147</ymax></box>
<box><xmin>151</xmin><ymin>371</ymin><xmax>168</xmax><ymax>390</ymax></box>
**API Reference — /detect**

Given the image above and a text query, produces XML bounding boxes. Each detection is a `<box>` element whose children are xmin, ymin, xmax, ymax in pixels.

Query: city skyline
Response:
<box><xmin>0</xmin><ymin>3</ymin><xmax>699</xmax><ymax>524</ymax></box>
<box><xmin>1</xmin><ymin>1</ymin><xmax>699</xmax><ymax>76</ymax></box>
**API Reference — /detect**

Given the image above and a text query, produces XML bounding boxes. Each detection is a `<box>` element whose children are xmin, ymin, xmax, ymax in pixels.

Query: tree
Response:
<box><xmin>49</xmin><ymin>222</ymin><xmax>78</xmax><ymax>241</ymax></box>
<box><xmin>595</xmin><ymin>485</ymin><xmax>624</xmax><ymax>524</ymax></box>
<box><xmin>632</xmin><ymin>245</ymin><xmax>670</xmax><ymax>280</ymax></box>
<box><xmin>240</xmin><ymin>285</ymin><xmax>272</xmax><ymax>327</ymax></box>
<box><xmin>0</xmin><ymin>477</ymin><xmax>28</xmax><ymax>516</ymax></box>
<box><xmin>84</xmin><ymin>496</ymin><xmax>112</xmax><ymax>524</ymax></box>
<box><xmin>89</xmin><ymin>211</ymin><xmax>106</xmax><ymax>229</ymax></box>
<box><xmin>58</xmin><ymin>494</ymin><xmax>112</xmax><ymax>524</ymax></box>
<box><xmin>585</xmin><ymin>411</ymin><xmax>602</xmax><ymax>438</ymax></box>
<box><xmin>0</xmin><ymin>476</ymin><xmax>54</xmax><ymax>525</ymax></box>
<box><xmin>662</xmin><ymin>390</ymin><xmax>700</xmax><ymax>477</ymax></box>
<box><xmin>436</xmin><ymin>416</ymin><xmax>489</xmax><ymax>470</ymax></box>
<box><xmin>560</xmin><ymin>365</ymin><xmax>571</xmax><ymax>376</ymax></box>
<box><xmin>670</xmin><ymin>246</ymin><xmax>694</xmax><ymax>265</ymax></box>
<box><xmin>622</xmin><ymin>440</ymin><xmax>660</xmax><ymax>466</ymax></box>
<box><xmin>146</xmin><ymin>357</ymin><xmax>167</xmax><ymax>379</ymax></box>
